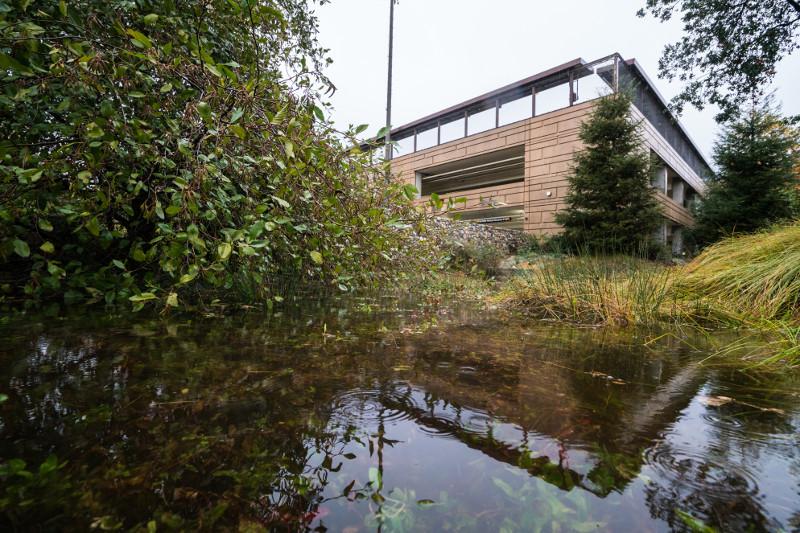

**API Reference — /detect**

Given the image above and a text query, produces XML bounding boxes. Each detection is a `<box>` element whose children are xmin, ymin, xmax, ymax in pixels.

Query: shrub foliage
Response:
<box><xmin>0</xmin><ymin>0</ymin><xmax>423</xmax><ymax>310</ymax></box>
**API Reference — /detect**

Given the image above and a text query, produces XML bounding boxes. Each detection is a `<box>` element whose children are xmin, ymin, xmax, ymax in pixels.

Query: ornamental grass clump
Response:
<box><xmin>680</xmin><ymin>223</ymin><xmax>800</xmax><ymax>321</ymax></box>
<box><xmin>502</xmin><ymin>255</ymin><xmax>678</xmax><ymax>326</ymax></box>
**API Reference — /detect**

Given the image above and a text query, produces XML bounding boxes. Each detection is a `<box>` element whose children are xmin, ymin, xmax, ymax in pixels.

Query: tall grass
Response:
<box><xmin>499</xmin><ymin>255</ymin><xmax>679</xmax><ymax>326</ymax></box>
<box><xmin>498</xmin><ymin>223</ymin><xmax>800</xmax><ymax>366</ymax></box>
<box><xmin>680</xmin><ymin>223</ymin><xmax>800</xmax><ymax>321</ymax></box>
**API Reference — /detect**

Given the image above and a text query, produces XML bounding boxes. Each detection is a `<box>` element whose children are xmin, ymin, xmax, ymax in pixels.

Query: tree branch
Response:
<box><xmin>787</xmin><ymin>0</ymin><xmax>800</xmax><ymax>14</ymax></box>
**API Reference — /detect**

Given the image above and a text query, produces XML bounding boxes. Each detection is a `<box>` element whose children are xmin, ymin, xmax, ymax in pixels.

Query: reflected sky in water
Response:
<box><xmin>0</xmin><ymin>298</ymin><xmax>798</xmax><ymax>531</ymax></box>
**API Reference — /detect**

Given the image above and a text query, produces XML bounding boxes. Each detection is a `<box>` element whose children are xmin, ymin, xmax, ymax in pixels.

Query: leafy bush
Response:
<box><xmin>0</xmin><ymin>0</ymin><xmax>427</xmax><ymax>311</ymax></box>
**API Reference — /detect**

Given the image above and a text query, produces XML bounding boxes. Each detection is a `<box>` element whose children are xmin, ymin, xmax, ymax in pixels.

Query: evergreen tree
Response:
<box><xmin>556</xmin><ymin>92</ymin><xmax>662</xmax><ymax>252</ymax></box>
<box><xmin>691</xmin><ymin>101</ymin><xmax>800</xmax><ymax>246</ymax></box>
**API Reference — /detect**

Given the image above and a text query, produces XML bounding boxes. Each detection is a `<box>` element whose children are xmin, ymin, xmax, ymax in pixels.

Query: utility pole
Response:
<box><xmin>384</xmin><ymin>0</ymin><xmax>396</xmax><ymax>162</ymax></box>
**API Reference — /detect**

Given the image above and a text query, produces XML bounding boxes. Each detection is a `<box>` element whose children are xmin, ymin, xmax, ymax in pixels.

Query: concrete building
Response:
<box><xmin>383</xmin><ymin>54</ymin><xmax>711</xmax><ymax>254</ymax></box>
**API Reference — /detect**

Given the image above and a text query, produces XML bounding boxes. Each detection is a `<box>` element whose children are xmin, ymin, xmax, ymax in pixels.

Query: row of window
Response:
<box><xmin>392</xmin><ymin>60</ymin><xmax>616</xmax><ymax>158</ymax></box>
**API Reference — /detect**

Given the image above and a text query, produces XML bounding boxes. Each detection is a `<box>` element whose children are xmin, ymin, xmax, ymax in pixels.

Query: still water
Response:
<box><xmin>1</xmin><ymin>298</ymin><xmax>798</xmax><ymax>531</ymax></box>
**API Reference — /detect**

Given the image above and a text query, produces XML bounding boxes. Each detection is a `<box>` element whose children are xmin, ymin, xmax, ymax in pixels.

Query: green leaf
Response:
<box><xmin>178</xmin><ymin>267</ymin><xmax>199</xmax><ymax>284</ymax></box>
<box><xmin>312</xmin><ymin>105</ymin><xmax>325</xmax><ymax>122</ymax></box>
<box><xmin>284</xmin><ymin>141</ymin><xmax>294</xmax><ymax>159</ymax></box>
<box><xmin>144</xmin><ymin>13</ymin><xmax>159</xmax><ymax>24</ymax></box>
<box><xmin>355</xmin><ymin>124</ymin><xmax>369</xmax><ymax>135</ymax></box>
<box><xmin>160</xmin><ymin>82</ymin><xmax>173</xmax><ymax>93</ymax></box>
<box><xmin>58</xmin><ymin>0</ymin><xmax>67</xmax><ymax>17</ymax></box>
<box><xmin>309</xmin><ymin>250</ymin><xmax>323</xmax><ymax>265</ymax></box>
<box><xmin>402</xmin><ymin>184</ymin><xmax>419</xmax><ymax>201</ymax></box>
<box><xmin>112</xmin><ymin>259</ymin><xmax>126</xmax><ymax>270</ymax></box>
<box><xmin>166</xmin><ymin>292</ymin><xmax>179</xmax><ymax>307</ymax></box>
<box><xmin>129</xmin><ymin>292</ymin><xmax>157</xmax><ymax>302</ymax></box>
<box><xmin>126</xmin><ymin>28</ymin><xmax>153</xmax><ymax>49</ymax></box>
<box><xmin>38</xmin><ymin>219</ymin><xmax>53</xmax><ymax>232</ymax></box>
<box><xmin>229</xmin><ymin>124</ymin><xmax>246</xmax><ymax>140</ymax></box>
<box><xmin>40</xmin><ymin>241</ymin><xmax>55</xmax><ymax>254</ymax></box>
<box><xmin>85</xmin><ymin>217</ymin><xmax>101</xmax><ymax>237</ymax></box>
<box><xmin>204</xmin><ymin>63</ymin><xmax>222</xmax><ymax>77</ymax></box>
<box><xmin>271</xmin><ymin>104</ymin><xmax>288</xmax><ymax>125</ymax></box>
<box><xmin>197</xmin><ymin>101</ymin><xmax>212</xmax><ymax>123</ymax></box>
<box><xmin>230</xmin><ymin>108</ymin><xmax>244</xmax><ymax>123</ymax></box>
<box><xmin>0</xmin><ymin>393</ymin><xmax>8</xmax><ymax>404</ymax></box>
<box><xmin>217</xmin><ymin>242</ymin><xmax>232</xmax><ymax>260</ymax></box>
<box><xmin>12</xmin><ymin>239</ymin><xmax>30</xmax><ymax>258</ymax></box>
<box><xmin>86</xmin><ymin>122</ymin><xmax>105</xmax><ymax>139</ymax></box>
<box><xmin>271</xmin><ymin>195</ymin><xmax>290</xmax><ymax>209</ymax></box>
<box><xmin>368</xmin><ymin>467</ymin><xmax>382</xmax><ymax>489</ymax></box>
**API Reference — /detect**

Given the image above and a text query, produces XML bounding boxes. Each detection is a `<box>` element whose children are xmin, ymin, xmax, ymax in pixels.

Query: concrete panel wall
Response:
<box><xmin>390</xmin><ymin>99</ymin><xmax>701</xmax><ymax>236</ymax></box>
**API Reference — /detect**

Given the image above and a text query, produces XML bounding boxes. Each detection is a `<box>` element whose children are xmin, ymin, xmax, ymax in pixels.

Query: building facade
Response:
<box><xmin>384</xmin><ymin>54</ymin><xmax>711</xmax><ymax>253</ymax></box>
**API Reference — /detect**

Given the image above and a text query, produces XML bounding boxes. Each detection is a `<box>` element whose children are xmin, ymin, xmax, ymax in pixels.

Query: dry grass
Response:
<box><xmin>497</xmin><ymin>255</ymin><xmax>687</xmax><ymax>326</ymax></box>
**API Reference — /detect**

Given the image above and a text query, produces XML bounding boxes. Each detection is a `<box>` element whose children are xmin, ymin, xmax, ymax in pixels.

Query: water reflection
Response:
<box><xmin>0</xmin><ymin>301</ymin><xmax>798</xmax><ymax>531</ymax></box>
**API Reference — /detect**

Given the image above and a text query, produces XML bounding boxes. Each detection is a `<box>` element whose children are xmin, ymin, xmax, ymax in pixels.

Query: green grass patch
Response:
<box><xmin>496</xmin><ymin>223</ymin><xmax>800</xmax><ymax>367</ymax></box>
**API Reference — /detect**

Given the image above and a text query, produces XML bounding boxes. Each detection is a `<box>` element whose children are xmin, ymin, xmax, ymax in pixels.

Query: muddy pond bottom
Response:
<box><xmin>1</xmin><ymin>298</ymin><xmax>798</xmax><ymax>531</ymax></box>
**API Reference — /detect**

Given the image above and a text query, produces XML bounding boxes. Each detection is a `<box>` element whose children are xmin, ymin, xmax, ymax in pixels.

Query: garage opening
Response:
<box><xmin>417</xmin><ymin>145</ymin><xmax>524</xmax><ymax>196</ymax></box>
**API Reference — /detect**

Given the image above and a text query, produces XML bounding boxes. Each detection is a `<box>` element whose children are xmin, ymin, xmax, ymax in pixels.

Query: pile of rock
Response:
<box><xmin>427</xmin><ymin>217</ymin><xmax>531</xmax><ymax>254</ymax></box>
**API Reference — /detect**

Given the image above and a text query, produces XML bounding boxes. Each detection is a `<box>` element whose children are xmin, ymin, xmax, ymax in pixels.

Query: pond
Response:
<box><xmin>1</xmin><ymin>297</ymin><xmax>798</xmax><ymax>532</ymax></box>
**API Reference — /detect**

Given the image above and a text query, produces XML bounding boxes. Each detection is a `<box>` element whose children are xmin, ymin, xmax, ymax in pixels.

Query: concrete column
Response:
<box><xmin>653</xmin><ymin>221</ymin><xmax>668</xmax><ymax>244</ymax></box>
<box><xmin>652</xmin><ymin>166</ymin><xmax>667</xmax><ymax>192</ymax></box>
<box><xmin>671</xmin><ymin>226</ymin><xmax>684</xmax><ymax>255</ymax></box>
<box><xmin>671</xmin><ymin>178</ymin><xmax>685</xmax><ymax>205</ymax></box>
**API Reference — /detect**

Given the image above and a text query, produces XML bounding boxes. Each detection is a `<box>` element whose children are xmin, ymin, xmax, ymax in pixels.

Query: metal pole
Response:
<box><xmin>384</xmin><ymin>0</ymin><xmax>395</xmax><ymax>161</ymax></box>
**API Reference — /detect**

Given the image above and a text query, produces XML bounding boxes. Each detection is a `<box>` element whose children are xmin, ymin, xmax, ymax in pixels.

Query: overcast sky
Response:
<box><xmin>316</xmin><ymin>0</ymin><xmax>800</xmax><ymax>162</ymax></box>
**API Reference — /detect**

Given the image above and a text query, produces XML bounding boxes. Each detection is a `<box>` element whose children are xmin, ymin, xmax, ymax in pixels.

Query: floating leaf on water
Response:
<box><xmin>698</xmin><ymin>395</ymin><xmax>733</xmax><ymax>407</ymax></box>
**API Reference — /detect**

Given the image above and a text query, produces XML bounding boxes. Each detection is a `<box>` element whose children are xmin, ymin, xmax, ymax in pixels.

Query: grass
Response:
<box><xmin>679</xmin><ymin>223</ymin><xmax>800</xmax><ymax>321</ymax></box>
<box><xmin>497</xmin><ymin>255</ymin><xmax>679</xmax><ymax>326</ymax></box>
<box><xmin>496</xmin><ymin>222</ymin><xmax>800</xmax><ymax>367</ymax></box>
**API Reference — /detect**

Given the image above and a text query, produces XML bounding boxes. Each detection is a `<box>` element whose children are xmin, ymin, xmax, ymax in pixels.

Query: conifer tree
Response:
<box><xmin>556</xmin><ymin>92</ymin><xmax>662</xmax><ymax>252</ymax></box>
<box><xmin>691</xmin><ymin>101</ymin><xmax>800</xmax><ymax>246</ymax></box>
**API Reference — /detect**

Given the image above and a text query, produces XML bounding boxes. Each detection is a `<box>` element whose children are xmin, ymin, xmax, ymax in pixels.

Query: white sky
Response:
<box><xmin>316</xmin><ymin>0</ymin><xmax>800</xmax><ymax>163</ymax></box>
